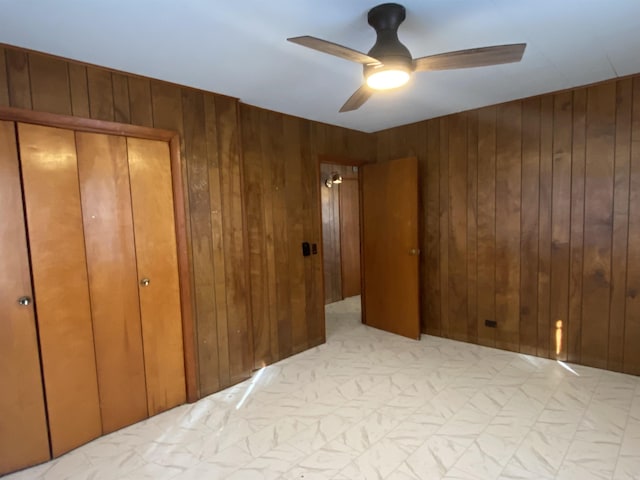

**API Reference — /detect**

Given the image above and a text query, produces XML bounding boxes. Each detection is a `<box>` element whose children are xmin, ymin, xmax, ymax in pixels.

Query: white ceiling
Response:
<box><xmin>0</xmin><ymin>0</ymin><xmax>639</xmax><ymax>132</ymax></box>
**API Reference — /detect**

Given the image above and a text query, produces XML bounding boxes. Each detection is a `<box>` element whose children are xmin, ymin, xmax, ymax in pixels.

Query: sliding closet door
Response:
<box><xmin>0</xmin><ymin>121</ymin><xmax>50</xmax><ymax>474</ymax></box>
<box><xmin>128</xmin><ymin>137</ymin><xmax>186</xmax><ymax>415</ymax></box>
<box><xmin>76</xmin><ymin>132</ymin><xmax>148</xmax><ymax>434</ymax></box>
<box><xmin>18</xmin><ymin>123</ymin><xmax>102</xmax><ymax>457</ymax></box>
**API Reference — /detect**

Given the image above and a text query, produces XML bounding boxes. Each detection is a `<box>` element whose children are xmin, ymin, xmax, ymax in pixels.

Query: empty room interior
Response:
<box><xmin>1</xmin><ymin>1</ymin><xmax>640</xmax><ymax>479</ymax></box>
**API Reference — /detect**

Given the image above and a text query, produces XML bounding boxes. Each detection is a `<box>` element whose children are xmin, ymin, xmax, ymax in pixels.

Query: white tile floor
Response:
<box><xmin>7</xmin><ymin>296</ymin><xmax>640</xmax><ymax>479</ymax></box>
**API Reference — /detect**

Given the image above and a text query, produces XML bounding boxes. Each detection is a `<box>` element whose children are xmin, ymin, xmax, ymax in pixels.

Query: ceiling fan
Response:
<box><xmin>288</xmin><ymin>3</ymin><xmax>526</xmax><ymax>112</ymax></box>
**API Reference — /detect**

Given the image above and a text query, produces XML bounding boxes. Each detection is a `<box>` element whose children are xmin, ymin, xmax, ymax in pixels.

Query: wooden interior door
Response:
<box><xmin>76</xmin><ymin>132</ymin><xmax>148</xmax><ymax>433</ymax></box>
<box><xmin>18</xmin><ymin>123</ymin><xmax>102</xmax><ymax>457</ymax></box>
<box><xmin>340</xmin><ymin>178</ymin><xmax>361</xmax><ymax>298</ymax></box>
<box><xmin>127</xmin><ymin>137</ymin><xmax>186</xmax><ymax>415</ymax></box>
<box><xmin>0</xmin><ymin>121</ymin><xmax>50</xmax><ymax>475</ymax></box>
<box><xmin>361</xmin><ymin>157</ymin><xmax>420</xmax><ymax>339</ymax></box>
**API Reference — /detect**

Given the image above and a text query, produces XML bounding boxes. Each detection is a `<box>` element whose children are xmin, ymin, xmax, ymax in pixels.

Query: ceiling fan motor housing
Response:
<box><xmin>365</xmin><ymin>3</ymin><xmax>413</xmax><ymax>77</ymax></box>
<box><xmin>286</xmin><ymin>2</ymin><xmax>526</xmax><ymax>110</ymax></box>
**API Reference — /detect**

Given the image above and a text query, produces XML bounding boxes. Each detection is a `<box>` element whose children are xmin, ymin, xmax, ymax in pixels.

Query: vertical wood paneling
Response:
<box><xmin>375</xmin><ymin>73</ymin><xmax>640</xmax><ymax>374</ymax></box>
<box><xmin>309</xmin><ymin>123</ymin><xmax>326</xmax><ymax>345</ymax></box>
<box><xmin>182</xmin><ymin>89</ymin><xmax>219</xmax><ymax>395</ymax></box>
<box><xmin>537</xmin><ymin>96</ymin><xmax>553</xmax><ymax>358</ymax></box>
<box><xmin>271</xmin><ymin>113</ymin><xmax>293</xmax><ymax>358</ymax></box>
<box><xmin>28</xmin><ymin>54</ymin><xmax>71</xmax><ymax>115</ymax></box>
<box><xmin>495</xmin><ymin>102</ymin><xmax>521</xmax><ymax>351</ymax></box>
<box><xmin>550</xmin><ymin>92</ymin><xmax>572</xmax><ymax>360</ymax></box>
<box><xmin>240</xmin><ymin>105</ymin><xmax>371</xmax><ymax>368</ymax></box>
<box><xmin>6</xmin><ymin>49</ymin><xmax>31</xmax><ymax>109</ymax></box>
<box><xmin>568</xmin><ymin>88</ymin><xmax>587</xmax><ymax>364</ymax></box>
<box><xmin>303</xmin><ymin>119</ymin><xmax>324</xmax><ymax>346</ymax></box>
<box><xmin>128</xmin><ymin>77</ymin><xmax>153</xmax><ymax>127</ymax></box>
<box><xmin>340</xmin><ymin>178</ymin><xmax>361</xmax><ymax>299</ymax></box>
<box><xmin>447</xmin><ymin>113</ymin><xmax>468</xmax><ymax>341</ymax></box>
<box><xmin>205</xmin><ymin>94</ymin><xmax>232</xmax><ymax>385</ymax></box>
<box><xmin>241</xmin><ymin>106</ymin><xmax>270</xmax><ymax>368</ymax></box>
<box><xmin>112</xmin><ymin>73</ymin><xmax>131</xmax><ymax>123</ymax></box>
<box><xmin>284</xmin><ymin>116</ymin><xmax>308</xmax><ymax>353</ymax></box>
<box><xmin>151</xmin><ymin>81</ymin><xmax>183</xmax><ymax>133</ymax></box>
<box><xmin>581</xmin><ymin>82</ymin><xmax>616</xmax><ymax>369</ymax></box>
<box><xmin>466</xmin><ymin>112</ymin><xmax>478</xmax><ymax>342</ymax></box>
<box><xmin>476</xmin><ymin>106</ymin><xmax>497</xmax><ymax>347</ymax></box>
<box><xmin>68</xmin><ymin>64</ymin><xmax>90</xmax><ymax>117</ymax></box>
<box><xmin>215</xmin><ymin>96</ymin><xmax>252</xmax><ymax>382</ymax></box>
<box><xmin>321</xmin><ymin>163</ymin><xmax>342</xmax><ymax>304</ymax></box>
<box><xmin>425</xmin><ymin>120</ymin><xmax>441</xmax><ymax>336</ymax></box>
<box><xmin>0</xmin><ymin>47</ymin><xmax>9</xmax><ymax>107</ymax></box>
<box><xmin>608</xmin><ymin>79</ymin><xmax>632</xmax><ymax>372</ymax></box>
<box><xmin>625</xmin><ymin>77</ymin><xmax>640</xmax><ymax>375</ymax></box>
<box><xmin>519</xmin><ymin>97</ymin><xmax>540</xmax><ymax>355</ymax></box>
<box><xmin>259</xmin><ymin>109</ymin><xmax>279</xmax><ymax>363</ymax></box>
<box><xmin>439</xmin><ymin>117</ymin><xmax>450</xmax><ymax>337</ymax></box>
<box><xmin>86</xmin><ymin>67</ymin><xmax>114</xmax><ymax>121</ymax></box>
<box><xmin>9</xmin><ymin>42</ymin><xmax>640</xmax><ymax>394</ymax></box>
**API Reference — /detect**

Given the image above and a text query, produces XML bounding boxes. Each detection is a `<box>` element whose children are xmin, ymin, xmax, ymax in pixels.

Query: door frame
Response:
<box><xmin>316</xmin><ymin>154</ymin><xmax>374</xmax><ymax>331</ymax></box>
<box><xmin>0</xmin><ymin>105</ymin><xmax>198</xmax><ymax>403</ymax></box>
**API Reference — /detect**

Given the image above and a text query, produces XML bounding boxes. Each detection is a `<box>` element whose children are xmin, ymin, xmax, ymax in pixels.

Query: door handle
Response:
<box><xmin>409</xmin><ymin>248</ymin><xmax>420</xmax><ymax>256</ymax></box>
<box><xmin>17</xmin><ymin>296</ymin><xmax>32</xmax><ymax>306</ymax></box>
<box><xmin>140</xmin><ymin>278</ymin><xmax>150</xmax><ymax>287</ymax></box>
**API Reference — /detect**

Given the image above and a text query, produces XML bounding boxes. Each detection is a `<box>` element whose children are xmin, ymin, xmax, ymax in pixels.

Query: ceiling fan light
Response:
<box><xmin>366</xmin><ymin>68</ymin><xmax>410</xmax><ymax>90</ymax></box>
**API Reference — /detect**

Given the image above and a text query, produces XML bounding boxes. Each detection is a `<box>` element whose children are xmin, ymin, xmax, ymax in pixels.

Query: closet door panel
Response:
<box><xmin>0</xmin><ymin>121</ymin><xmax>50</xmax><ymax>474</ymax></box>
<box><xmin>127</xmin><ymin>137</ymin><xmax>186</xmax><ymax>415</ymax></box>
<box><xmin>76</xmin><ymin>132</ymin><xmax>148</xmax><ymax>433</ymax></box>
<box><xmin>18</xmin><ymin>123</ymin><xmax>102</xmax><ymax>457</ymax></box>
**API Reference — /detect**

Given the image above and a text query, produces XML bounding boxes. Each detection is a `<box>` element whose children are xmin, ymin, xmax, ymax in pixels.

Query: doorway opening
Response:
<box><xmin>319</xmin><ymin>160</ymin><xmax>364</xmax><ymax>338</ymax></box>
<box><xmin>318</xmin><ymin>155</ymin><xmax>421</xmax><ymax>342</ymax></box>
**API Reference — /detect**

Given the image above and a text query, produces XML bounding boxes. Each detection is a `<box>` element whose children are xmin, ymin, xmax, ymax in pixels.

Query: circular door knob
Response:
<box><xmin>17</xmin><ymin>296</ymin><xmax>32</xmax><ymax>306</ymax></box>
<box><xmin>140</xmin><ymin>278</ymin><xmax>150</xmax><ymax>287</ymax></box>
<box><xmin>409</xmin><ymin>248</ymin><xmax>421</xmax><ymax>256</ymax></box>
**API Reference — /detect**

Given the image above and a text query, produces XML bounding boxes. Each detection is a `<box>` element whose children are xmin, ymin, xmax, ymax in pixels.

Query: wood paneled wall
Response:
<box><xmin>10</xmin><ymin>43</ymin><xmax>639</xmax><ymax>385</ymax></box>
<box><xmin>320</xmin><ymin>163</ymin><xmax>359</xmax><ymax>304</ymax></box>
<box><xmin>377</xmin><ymin>75</ymin><xmax>640</xmax><ymax>375</ymax></box>
<box><xmin>240</xmin><ymin>105</ymin><xmax>372</xmax><ymax>368</ymax></box>
<box><xmin>0</xmin><ymin>44</ymin><xmax>374</xmax><ymax>396</ymax></box>
<box><xmin>0</xmin><ymin>44</ymin><xmax>253</xmax><ymax>397</ymax></box>
<box><xmin>339</xmin><ymin>176</ymin><xmax>362</xmax><ymax>299</ymax></box>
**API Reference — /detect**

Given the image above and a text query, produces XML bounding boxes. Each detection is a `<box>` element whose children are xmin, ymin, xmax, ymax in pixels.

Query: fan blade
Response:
<box><xmin>413</xmin><ymin>43</ymin><xmax>526</xmax><ymax>72</ymax></box>
<box><xmin>288</xmin><ymin>36</ymin><xmax>381</xmax><ymax>66</ymax></box>
<box><xmin>339</xmin><ymin>86</ymin><xmax>373</xmax><ymax>113</ymax></box>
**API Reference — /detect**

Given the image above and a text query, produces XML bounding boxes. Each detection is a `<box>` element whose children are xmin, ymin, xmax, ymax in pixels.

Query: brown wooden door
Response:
<box><xmin>76</xmin><ymin>132</ymin><xmax>148</xmax><ymax>433</ymax></box>
<box><xmin>18</xmin><ymin>123</ymin><xmax>102</xmax><ymax>457</ymax></box>
<box><xmin>340</xmin><ymin>178</ymin><xmax>361</xmax><ymax>298</ymax></box>
<box><xmin>0</xmin><ymin>121</ymin><xmax>50</xmax><ymax>475</ymax></box>
<box><xmin>361</xmin><ymin>157</ymin><xmax>420</xmax><ymax>340</ymax></box>
<box><xmin>127</xmin><ymin>137</ymin><xmax>186</xmax><ymax>415</ymax></box>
